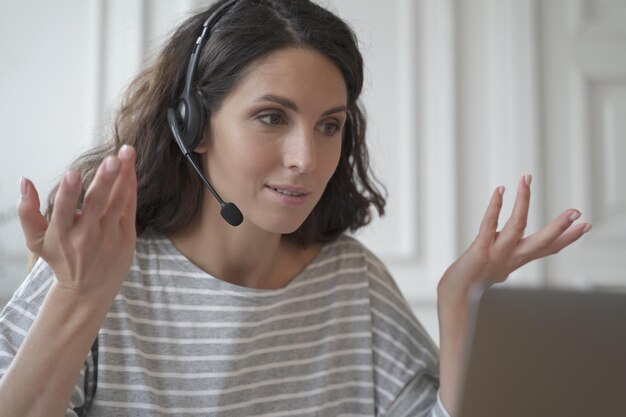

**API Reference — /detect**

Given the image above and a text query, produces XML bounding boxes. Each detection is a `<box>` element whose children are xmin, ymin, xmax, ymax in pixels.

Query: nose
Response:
<box><xmin>284</xmin><ymin>126</ymin><xmax>317</xmax><ymax>173</ymax></box>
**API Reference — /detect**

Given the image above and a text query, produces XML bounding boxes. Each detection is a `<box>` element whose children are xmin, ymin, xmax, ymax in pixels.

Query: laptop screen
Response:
<box><xmin>457</xmin><ymin>286</ymin><xmax>626</xmax><ymax>417</ymax></box>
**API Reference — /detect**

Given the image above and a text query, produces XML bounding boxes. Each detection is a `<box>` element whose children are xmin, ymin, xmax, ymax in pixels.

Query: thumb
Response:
<box><xmin>17</xmin><ymin>177</ymin><xmax>49</xmax><ymax>254</ymax></box>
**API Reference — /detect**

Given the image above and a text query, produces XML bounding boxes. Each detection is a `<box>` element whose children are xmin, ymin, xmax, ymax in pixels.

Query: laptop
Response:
<box><xmin>457</xmin><ymin>286</ymin><xmax>626</xmax><ymax>417</ymax></box>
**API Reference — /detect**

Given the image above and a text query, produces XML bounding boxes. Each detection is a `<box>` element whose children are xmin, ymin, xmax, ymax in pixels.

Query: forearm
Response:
<box><xmin>436</xmin><ymin>278</ymin><xmax>472</xmax><ymax>417</ymax></box>
<box><xmin>0</xmin><ymin>282</ymin><xmax>113</xmax><ymax>417</ymax></box>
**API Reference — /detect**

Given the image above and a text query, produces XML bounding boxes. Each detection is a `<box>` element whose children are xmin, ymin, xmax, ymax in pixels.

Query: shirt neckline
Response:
<box><xmin>141</xmin><ymin>229</ymin><xmax>340</xmax><ymax>298</ymax></box>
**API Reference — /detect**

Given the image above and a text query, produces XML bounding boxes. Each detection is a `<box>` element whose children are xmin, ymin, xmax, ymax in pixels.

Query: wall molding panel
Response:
<box><xmin>3</xmin><ymin>0</ymin><xmax>625</xmax><ymax>342</ymax></box>
<box><xmin>543</xmin><ymin>0</ymin><xmax>626</xmax><ymax>289</ymax></box>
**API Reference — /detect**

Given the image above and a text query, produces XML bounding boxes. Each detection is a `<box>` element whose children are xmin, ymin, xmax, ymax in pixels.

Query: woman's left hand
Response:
<box><xmin>438</xmin><ymin>174</ymin><xmax>591</xmax><ymax>298</ymax></box>
<box><xmin>436</xmin><ymin>174</ymin><xmax>592</xmax><ymax>416</ymax></box>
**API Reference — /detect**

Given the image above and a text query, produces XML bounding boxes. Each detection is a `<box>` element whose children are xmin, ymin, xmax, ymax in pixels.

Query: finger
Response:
<box><xmin>102</xmin><ymin>145</ymin><xmax>137</xmax><ymax>227</ymax></box>
<box><xmin>50</xmin><ymin>171</ymin><xmax>83</xmax><ymax>233</ymax></box>
<box><xmin>516</xmin><ymin>209</ymin><xmax>583</xmax><ymax>259</ymax></box>
<box><xmin>497</xmin><ymin>174</ymin><xmax>532</xmax><ymax>247</ymax></box>
<box><xmin>476</xmin><ymin>186</ymin><xmax>505</xmax><ymax>248</ymax></box>
<box><xmin>120</xmin><ymin>151</ymin><xmax>138</xmax><ymax>232</ymax></box>
<box><xmin>537</xmin><ymin>222</ymin><xmax>591</xmax><ymax>258</ymax></box>
<box><xmin>78</xmin><ymin>155</ymin><xmax>121</xmax><ymax>226</ymax></box>
<box><xmin>16</xmin><ymin>177</ymin><xmax>49</xmax><ymax>254</ymax></box>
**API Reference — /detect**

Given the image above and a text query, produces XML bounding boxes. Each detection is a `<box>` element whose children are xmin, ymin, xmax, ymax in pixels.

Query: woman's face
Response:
<box><xmin>199</xmin><ymin>47</ymin><xmax>347</xmax><ymax>234</ymax></box>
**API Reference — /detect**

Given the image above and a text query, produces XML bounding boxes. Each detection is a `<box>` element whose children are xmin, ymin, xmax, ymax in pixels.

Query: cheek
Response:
<box><xmin>228</xmin><ymin>143</ymin><xmax>277</xmax><ymax>184</ymax></box>
<box><xmin>208</xmin><ymin>126</ymin><xmax>268</xmax><ymax>171</ymax></box>
<box><xmin>320</xmin><ymin>141</ymin><xmax>342</xmax><ymax>182</ymax></box>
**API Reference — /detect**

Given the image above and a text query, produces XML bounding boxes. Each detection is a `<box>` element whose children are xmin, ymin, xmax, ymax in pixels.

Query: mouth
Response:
<box><xmin>266</xmin><ymin>184</ymin><xmax>311</xmax><ymax>206</ymax></box>
<box><xmin>269</xmin><ymin>187</ymin><xmax>306</xmax><ymax>197</ymax></box>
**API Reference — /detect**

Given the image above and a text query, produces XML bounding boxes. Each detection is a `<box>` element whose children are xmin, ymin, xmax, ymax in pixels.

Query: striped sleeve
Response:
<box><xmin>384</xmin><ymin>376</ymin><xmax>452</xmax><ymax>417</ymax></box>
<box><xmin>0</xmin><ymin>258</ymin><xmax>92</xmax><ymax>416</ymax></box>
<box><xmin>363</xmin><ymin>247</ymin><xmax>450</xmax><ymax>417</ymax></box>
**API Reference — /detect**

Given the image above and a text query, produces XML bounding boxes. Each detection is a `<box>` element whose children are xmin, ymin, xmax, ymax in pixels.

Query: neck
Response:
<box><xmin>167</xmin><ymin>198</ymin><xmax>320</xmax><ymax>290</ymax></box>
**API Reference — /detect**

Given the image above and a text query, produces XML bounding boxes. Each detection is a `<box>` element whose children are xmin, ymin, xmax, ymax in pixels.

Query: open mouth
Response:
<box><xmin>270</xmin><ymin>187</ymin><xmax>306</xmax><ymax>197</ymax></box>
<box><xmin>266</xmin><ymin>184</ymin><xmax>311</xmax><ymax>206</ymax></box>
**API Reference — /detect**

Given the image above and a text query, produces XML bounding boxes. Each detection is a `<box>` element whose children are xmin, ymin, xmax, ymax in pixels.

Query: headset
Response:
<box><xmin>166</xmin><ymin>0</ymin><xmax>243</xmax><ymax>227</ymax></box>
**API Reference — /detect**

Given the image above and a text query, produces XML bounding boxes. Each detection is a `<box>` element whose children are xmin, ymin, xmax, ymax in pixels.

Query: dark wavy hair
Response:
<box><xmin>45</xmin><ymin>0</ymin><xmax>386</xmax><ymax>248</ymax></box>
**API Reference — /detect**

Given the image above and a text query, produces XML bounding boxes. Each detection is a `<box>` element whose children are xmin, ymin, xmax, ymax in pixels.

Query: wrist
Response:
<box><xmin>437</xmin><ymin>274</ymin><xmax>475</xmax><ymax>347</ymax></box>
<box><xmin>47</xmin><ymin>280</ymin><xmax>117</xmax><ymax>321</ymax></box>
<box><xmin>437</xmin><ymin>274</ymin><xmax>470</xmax><ymax>310</ymax></box>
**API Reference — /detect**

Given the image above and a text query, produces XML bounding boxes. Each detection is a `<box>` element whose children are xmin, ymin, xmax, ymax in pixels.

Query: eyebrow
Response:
<box><xmin>255</xmin><ymin>94</ymin><xmax>347</xmax><ymax>117</ymax></box>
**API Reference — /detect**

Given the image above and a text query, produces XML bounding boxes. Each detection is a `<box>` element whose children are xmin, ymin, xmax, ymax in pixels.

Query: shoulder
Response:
<box><xmin>0</xmin><ymin>258</ymin><xmax>55</xmax><ymax>358</ymax></box>
<box><xmin>314</xmin><ymin>235</ymin><xmax>386</xmax><ymax>282</ymax></box>
<box><xmin>133</xmin><ymin>228</ymin><xmax>191</xmax><ymax>273</ymax></box>
<box><xmin>135</xmin><ymin>227</ymin><xmax>174</xmax><ymax>256</ymax></box>
<box><xmin>321</xmin><ymin>234</ymin><xmax>385</xmax><ymax>270</ymax></box>
<box><xmin>319</xmin><ymin>235</ymin><xmax>414</xmax><ymax>322</ymax></box>
<box><xmin>332</xmin><ymin>235</ymin><xmax>440</xmax><ymax>363</ymax></box>
<box><xmin>329</xmin><ymin>236</ymin><xmax>441</xmax><ymax>410</ymax></box>
<box><xmin>5</xmin><ymin>257</ymin><xmax>55</xmax><ymax>309</ymax></box>
<box><xmin>324</xmin><ymin>235</ymin><xmax>404</xmax><ymax>298</ymax></box>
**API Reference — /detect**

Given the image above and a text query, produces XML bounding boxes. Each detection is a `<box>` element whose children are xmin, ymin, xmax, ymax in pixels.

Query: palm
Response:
<box><xmin>440</xmin><ymin>175</ymin><xmax>591</xmax><ymax>294</ymax></box>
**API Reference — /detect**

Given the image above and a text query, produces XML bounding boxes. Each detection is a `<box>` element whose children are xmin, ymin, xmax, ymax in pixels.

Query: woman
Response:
<box><xmin>0</xmin><ymin>1</ymin><xmax>590</xmax><ymax>416</ymax></box>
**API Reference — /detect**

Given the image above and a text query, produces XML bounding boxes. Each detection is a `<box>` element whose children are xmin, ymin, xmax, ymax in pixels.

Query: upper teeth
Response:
<box><xmin>274</xmin><ymin>188</ymin><xmax>304</xmax><ymax>197</ymax></box>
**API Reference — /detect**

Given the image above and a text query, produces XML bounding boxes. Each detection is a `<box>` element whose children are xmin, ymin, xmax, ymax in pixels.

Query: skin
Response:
<box><xmin>169</xmin><ymin>48</ymin><xmax>347</xmax><ymax>290</ymax></box>
<box><xmin>3</xmin><ymin>146</ymin><xmax>137</xmax><ymax>416</ymax></box>
<box><xmin>3</xmin><ymin>47</ymin><xmax>591</xmax><ymax>416</ymax></box>
<box><xmin>437</xmin><ymin>175</ymin><xmax>591</xmax><ymax>414</ymax></box>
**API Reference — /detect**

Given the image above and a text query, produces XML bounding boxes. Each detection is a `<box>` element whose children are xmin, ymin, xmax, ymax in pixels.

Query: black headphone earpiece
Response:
<box><xmin>166</xmin><ymin>0</ymin><xmax>243</xmax><ymax>227</ymax></box>
<box><xmin>170</xmin><ymin>0</ymin><xmax>237</xmax><ymax>152</ymax></box>
<box><xmin>174</xmin><ymin>88</ymin><xmax>206</xmax><ymax>152</ymax></box>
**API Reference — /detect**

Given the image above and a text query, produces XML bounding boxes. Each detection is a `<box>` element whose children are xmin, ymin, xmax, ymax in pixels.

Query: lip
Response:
<box><xmin>265</xmin><ymin>184</ymin><xmax>311</xmax><ymax>207</ymax></box>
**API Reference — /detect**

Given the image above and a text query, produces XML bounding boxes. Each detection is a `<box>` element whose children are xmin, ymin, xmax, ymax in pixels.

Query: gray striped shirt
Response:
<box><xmin>0</xmin><ymin>231</ymin><xmax>450</xmax><ymax>416</ymax></box>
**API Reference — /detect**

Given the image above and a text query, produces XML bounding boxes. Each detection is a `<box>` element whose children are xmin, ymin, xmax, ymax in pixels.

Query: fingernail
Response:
<box><xmin>569</xmin><ymin>210</ymin><xmax>581</xmax><ymax>221</ymax></box>
<box><xmin>19</xmin><ymin>177</ymin><xmax>28</xmax><ymax>197</ymax></box>
<box><xmin>524</xmin><ymin>174</ymin><xmax>532</xmax><ymax>186</ymax></box>
<box><xmin>498</xmin><ymin>186</ymin><xmax>505</xmax><ymax>195</ymax></box>
<box><xmin>66</xmin><ymin>171</ymin><xmax>80</xmax><ymax>187</ymax></box>
<box><xmin>119</xmin><ymin>144</ymin><xmax>134</xmax><ymax>160</ymax></box>
<box><xmin>105</xmin><ymin>156</ymin><xmax>121</xmax><ymax>174</ymax></box>
<box><xmin>583</xmin><ymin>224</ymin><xmax>592</xmax><ymax>233</ymax></box>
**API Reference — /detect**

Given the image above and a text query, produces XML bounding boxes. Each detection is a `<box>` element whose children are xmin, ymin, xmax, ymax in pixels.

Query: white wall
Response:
<box><xmin>1</xmin><ymin>0</ymin><xmax>625</xmax><ymax>345</ymax></box>
<box><xmin>0</xmin><ymin>0</ymin><xmax>94</xmax><ymax>297</ymax></box>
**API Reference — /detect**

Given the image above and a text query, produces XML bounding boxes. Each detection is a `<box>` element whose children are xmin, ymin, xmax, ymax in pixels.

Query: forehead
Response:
<box><xmin>223</xmin><ymin>47</ymin><xmax>348</xmax><ymax>110</ymax></box>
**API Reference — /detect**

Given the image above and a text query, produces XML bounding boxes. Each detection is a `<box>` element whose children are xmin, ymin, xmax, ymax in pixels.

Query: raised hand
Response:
<box><xmin>436</xmin><ymin>174</ymin><xmax>592</xmax><ymax>415</ymax></box>
<box><xmin>16</xmin><ymin>145</ymin><xmax>137</xmax><ymax>299</ymax></box>
<box><xmin>439</xmin><ymin>174</ymin><xmax>591</xmax><ymax>296</ymax></box>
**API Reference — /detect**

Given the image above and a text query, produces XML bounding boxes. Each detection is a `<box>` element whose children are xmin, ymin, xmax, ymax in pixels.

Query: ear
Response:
<box><xmin>193</xmin><ymin>122</ymin><xmax>212</xmax><ymax>154</ymax></box>
<box><xmin>193</xmin><ymin>136</ymin><xmax>209</xmax><ymax>154</ymax></box>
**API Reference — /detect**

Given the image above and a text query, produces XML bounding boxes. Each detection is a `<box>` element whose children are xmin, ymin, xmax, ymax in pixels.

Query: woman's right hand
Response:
<box><xmin>16</xmin><ymin>144</ymin><xmax>137</xmax><ymax>300</ymax></box>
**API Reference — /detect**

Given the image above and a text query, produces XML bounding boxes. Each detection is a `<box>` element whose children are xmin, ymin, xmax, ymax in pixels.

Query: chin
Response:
<box><xmin>271</xmin><ymin>220</ymin><xmax>307</xmax><ymax>235</ymax></box>
<box><xmin>252</xmin><ymin>212</ymin><xmax>311</xmax><ymax>235</ymax></box>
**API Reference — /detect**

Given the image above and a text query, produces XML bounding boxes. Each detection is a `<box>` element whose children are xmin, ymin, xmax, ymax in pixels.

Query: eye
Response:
<box><xmin>257</xmin><ymin>112</ymin><xmax>286</xmax><ymax>126</ymax></box>
<box><xmin>318</xmin><ymin>120</ymin><xmax>341</xmax><ymax>136</ymax></box>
